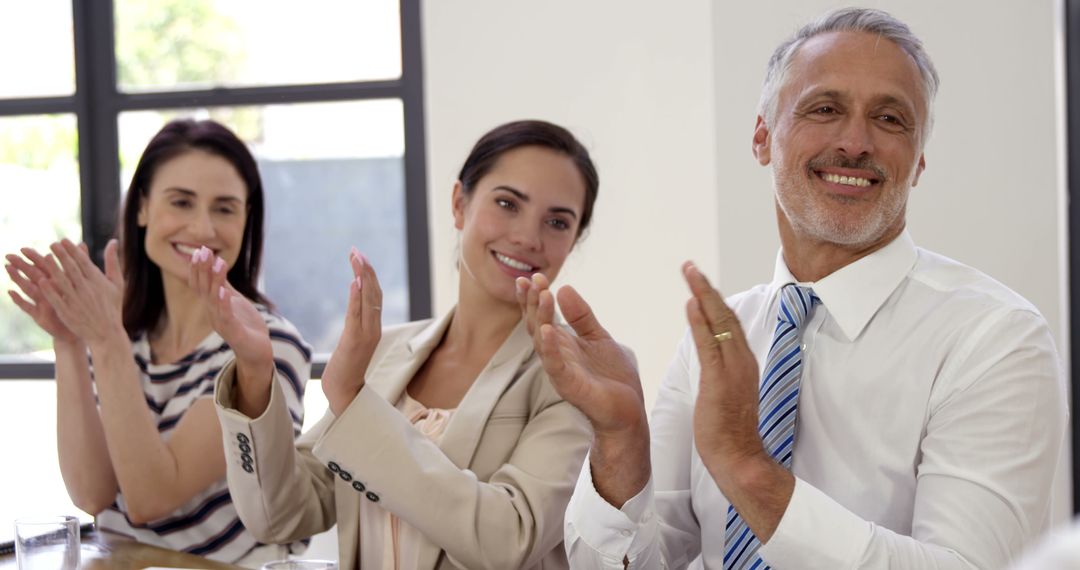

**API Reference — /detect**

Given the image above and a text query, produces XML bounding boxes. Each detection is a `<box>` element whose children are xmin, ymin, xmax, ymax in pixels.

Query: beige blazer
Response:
<box><xmin>215</xmin><ymin>309</ymin><xmax>592</xmax><ymax>570</ymax></box>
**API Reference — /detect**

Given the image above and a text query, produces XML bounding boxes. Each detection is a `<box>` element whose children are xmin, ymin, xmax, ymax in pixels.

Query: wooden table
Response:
<box><xmin>0</xmin><ymin>529</ymin><xmax>244</xmax><ymax>569</ymax></box>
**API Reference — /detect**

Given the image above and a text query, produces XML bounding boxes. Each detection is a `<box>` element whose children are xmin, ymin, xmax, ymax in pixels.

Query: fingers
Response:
<box><xmin>188</xmin><ymin>246</ymin><xmax>214</xmax><ymax>299</ymax></box>
<box><xmin>555</xmin><ymin>285</ymin><xmax>610</xmax><ymax>341</ymax></box>
<box><xmin>5</xmin><ymin>257</ymin><xmax>44</xmax><ymax>301</ymax></box>
<box><xmin>357</xmin><ymin>252</ymin><xmax>383</xmax><ymax>333</ymax></box>
<box><xmin>50</xmin><ymin>240</ymin><xmax>89</xmax><ymax>289</ymax></box>
<box><xmin>681</xmin><ymin>262</ymin><xmax>750</xmax><ymax>359</ymax></box>
<box><xmin>536</xmin><ymin>323</ymin><xmax>570</xmax><ymax>381</ymax></box>
<box><xmin>103</xmin><ymin>239</ymin><xmax>123</xmax><ymax>287</ymax></box>
<box><xmin>209</xmin><ymin>251</ymin><xmax>233</xmax><ymax>319</ymax></box>
<box><xmin>345</xmin><ymin>248</ymin><xmax>383</xmax><ymax>334</ymax></box>
<box><xmin>63</xmin><ymin>239</ymin><xmax>99</xmax><ymax>284</ymax></box>
<box><xmin>686</xmin><ymin>297</ymin><xmax>725</xmax><ymax>369</ymax></box>
<box><xmin>7</xmin><ymin>289</ymin><xmax>37</xmax><ymax>315</ymax></box>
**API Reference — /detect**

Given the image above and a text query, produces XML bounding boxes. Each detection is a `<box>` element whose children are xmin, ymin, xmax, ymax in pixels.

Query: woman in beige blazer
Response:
<box><xmin>193</xmin><ymin>120</ymin><xmax>599</xmax><ymax>569</ymax></box>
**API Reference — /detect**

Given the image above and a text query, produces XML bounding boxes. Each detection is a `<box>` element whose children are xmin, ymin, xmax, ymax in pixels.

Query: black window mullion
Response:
<box><xmin>400</xmin><ymin>0</ymin><xmax>431</xmax><ymax>321</ymax></box>
<box><xmin>115</xmin><ymin>80</ymin><xmax>405</xmax><ymax>111</ymax></box>
<box><xmin>72</xmin><ymin>0</ymin><xmax>121</xmax><ymax>264</ymax></box>
<box><xmin>1066</xmin><ymin>0</ymin><xmax>1080</xmax><ymax>515</ymax></box>
<box><xmin>0</xmin><ymin>96</ymin><xmax>76</xmax><ymax>117</ymax></box>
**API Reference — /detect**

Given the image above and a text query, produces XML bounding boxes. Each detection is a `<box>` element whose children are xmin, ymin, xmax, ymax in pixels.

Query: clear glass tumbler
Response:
<box><xmin>14</xmin><ymin>515</ymin><xmax>80</xmax><ymax>570</ymax></box>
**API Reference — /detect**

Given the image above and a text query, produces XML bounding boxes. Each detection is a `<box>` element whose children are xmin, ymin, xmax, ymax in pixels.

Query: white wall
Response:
<box><xmin>422</xmin><ymin>0</ymin><xmax>1069</xmax><ymax>520</ymax></box>
<box><xmin>422</xmin><ymin>1</ymin><xmax>721</xmax><ymax>411</ymax></box>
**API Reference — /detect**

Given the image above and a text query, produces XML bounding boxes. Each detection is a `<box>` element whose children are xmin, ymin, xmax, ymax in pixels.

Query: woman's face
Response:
<box><xmin>454</xmin><ymin>145</ymin><xmax>587</xmax><ymax>306</ymax></box>
<box><xmin>137</xmin><ymin>149</ymin><xmax>249</xmax><ymax>286</ymax></box>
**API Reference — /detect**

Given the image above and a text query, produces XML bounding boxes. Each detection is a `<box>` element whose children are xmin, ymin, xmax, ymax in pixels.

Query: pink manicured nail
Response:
<box><xmin>218</xmin><ymin>286</ymin><xmax>226</xmax><ymax>300</ymax></box>
<box><xmin>213</xmin><ymin>257</ymin><xmax>225</xmax><ymax>273</ymax></box>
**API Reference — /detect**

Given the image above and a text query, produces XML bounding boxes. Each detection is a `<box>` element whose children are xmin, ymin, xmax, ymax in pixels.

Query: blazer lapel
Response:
<box><xmin>414</xmin><ymin>319</ymin><xmax>534</xmax><ymax>570</ymax></box>
<box><xmin>365</xmin><ymin>309</ymin><xmax>455</xmax><ymax>405</ymax></box>
<box><xmin>437</xmin><ymin>319</ymin><xmax>533</xmax><ymax>469</ymax></box>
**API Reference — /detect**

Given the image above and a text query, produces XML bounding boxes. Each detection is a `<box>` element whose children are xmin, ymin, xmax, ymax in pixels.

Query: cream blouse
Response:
<box><xmin>359</xmin><ymin>391</ymin><xmax>456</xmax><ymax>570</ymax></box>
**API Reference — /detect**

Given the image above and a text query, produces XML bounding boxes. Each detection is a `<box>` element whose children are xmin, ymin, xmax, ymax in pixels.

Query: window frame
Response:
<box><xmin>0</xmin><ymin>0</ymin><xmax>430</xmax><ymax>379</ymax></box>
<box><xmin>1067</xmin><ymin>0</ymin><xmax>1080</xmax><ymax>515</ymax></box>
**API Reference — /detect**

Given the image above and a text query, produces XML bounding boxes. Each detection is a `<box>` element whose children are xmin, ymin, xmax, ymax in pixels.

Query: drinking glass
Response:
<box><xmin>14</xmin><ymin>516</ymin><xmax>80</xmax><ymax>570</ymax></box>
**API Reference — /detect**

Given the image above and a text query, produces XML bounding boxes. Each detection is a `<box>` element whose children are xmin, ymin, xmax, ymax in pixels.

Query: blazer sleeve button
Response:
<box><xmin>339</xmin><ymin>471</ymin><xmax>353</xmax><ymax>482</ymax></box>
<box><xmin>328</xmin><ymin>461</ymin><xmax>340</xmax><ymax>473</ymax></box>
<box><xmin>242</xmin><ymin>463</ymin><xmax>254</xmax><ymax>474</ymax></box>
<box><xmin>239</xmin><ymin>443</ymin><xmax>251</xmax><ymax>454</ymax></box>
<box><xmin>351</xmin><ymin>481</ymin><xmax>366</xmax><ymax>493</ymax></box>
<box><xmin>237</xmin><ymin>433</ymin><xmax>250</xmax><ymax>444</ymax></box>
<box><xmin>366</xmin><ymin>491</ymin><xmax>380</xmax><ymax>503</ymax></box>
<box><xmin>241</xmin><ymin>453</ymin><xmax>253</xmax><ymax>464</ymax></box>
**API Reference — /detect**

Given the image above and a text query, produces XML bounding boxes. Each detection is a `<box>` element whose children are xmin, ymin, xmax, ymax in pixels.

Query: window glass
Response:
<box><xmin>115</xmin><ymin>0</ymin><xmax>402</xmax><ymax>93</ymax></box>
<box><xmin>119</xmin><ymin>100</ymin><xmax>408</xmax><ymax>353</ymax></box>
<box><xmin>0</xmin><ymin>2</ymin><xmax>75</xmax><ymax>98</ymax></box>
<box><xmin>0</xmin><ymin>114</ymin><xmax>81</xmax><ymax>357</ymax></box>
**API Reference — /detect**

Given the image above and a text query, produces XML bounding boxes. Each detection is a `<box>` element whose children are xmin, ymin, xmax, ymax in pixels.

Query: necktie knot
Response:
<box><xmin>777</xmin><ymin>283</ymin><xmax>820</xmax><ymax>330</ymax></box>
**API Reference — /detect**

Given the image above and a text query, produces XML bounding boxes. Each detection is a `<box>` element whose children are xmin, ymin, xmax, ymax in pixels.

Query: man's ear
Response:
<box><xmin>752</xmin><ymin>115</ymin><xmax>771</xmax><ymax>166</ymax></box>
<box><xmin>911</xmin><ymin>153</ymin><xmax>926</xmax><ymax>187</ymax></box>
<box><xmin>452</xmin><ymin>181</ymin><xmax>467</xmax><ymax>230</ymax></box>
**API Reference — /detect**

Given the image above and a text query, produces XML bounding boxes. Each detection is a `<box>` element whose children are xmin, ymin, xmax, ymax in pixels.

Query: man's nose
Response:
<box><xmin>835</xmin><ymin>116</ymin><xmax>875</xmax><ymax>158</ymax></box>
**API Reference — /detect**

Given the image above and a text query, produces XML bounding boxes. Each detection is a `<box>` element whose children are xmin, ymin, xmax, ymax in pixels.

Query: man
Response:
<box><xmin>516</xmin><ymin>7</ymin><xmax>1065</xmax><ymax>569</ymax></box>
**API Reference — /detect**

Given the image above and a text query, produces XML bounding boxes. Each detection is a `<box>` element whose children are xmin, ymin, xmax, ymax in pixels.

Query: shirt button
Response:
<box><xmin>801</xmin><ymin>343</ymin><xmax>807</xmax><ymax>351</ymax></box>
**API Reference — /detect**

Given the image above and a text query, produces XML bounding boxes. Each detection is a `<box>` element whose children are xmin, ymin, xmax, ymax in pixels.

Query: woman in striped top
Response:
<box><xmin>3</xmin><ymin>119</ymin><xmax>309</xmax><ymax>566</ymax></box>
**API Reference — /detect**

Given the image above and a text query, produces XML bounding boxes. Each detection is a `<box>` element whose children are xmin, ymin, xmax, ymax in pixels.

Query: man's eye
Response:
<box><xmin>814</xmin><ymin>106</ymin><xmax>836</xmax><ymax>114</ymax></box>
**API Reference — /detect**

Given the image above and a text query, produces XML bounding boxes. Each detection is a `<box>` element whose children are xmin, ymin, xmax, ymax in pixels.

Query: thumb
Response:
<box><xmin>104</xmin><ymin>239</ymin><xmax>123</xmax><ymax>286</ymax></box>
<box><xmin>556</xmin><ymin>285</ymin><xmax>609</xmax><ymax>340</ymax></box>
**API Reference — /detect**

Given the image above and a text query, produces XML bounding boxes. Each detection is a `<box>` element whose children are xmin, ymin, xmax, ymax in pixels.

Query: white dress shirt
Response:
<box><xmin>565</xmin><ymin>232</ymin><xmax>1066</xmax><ymax>569</ymax></box>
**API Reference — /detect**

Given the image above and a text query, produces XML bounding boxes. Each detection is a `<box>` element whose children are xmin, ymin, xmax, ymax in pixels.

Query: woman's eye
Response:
<box><xmin>495</xmin><ymin>198</ymin><xmax>516</xmax><ymax>210</ymax></box>
<box><xmin>547</xmin><ymin>218</ymin><xmax>570</xmax><ymax>231</ymax></box>
<box><xmin>171</xmin><ymin>200</ymin><xmax>192</xmax><ymax>209</ymax></box>
<box><xmin>216</xmin><ymin>206</ymin><xmax>237</xmax><ymax>215</ymax></box>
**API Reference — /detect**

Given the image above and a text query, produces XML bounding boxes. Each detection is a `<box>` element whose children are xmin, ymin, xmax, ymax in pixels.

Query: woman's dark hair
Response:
<box><xmin>117</xmin><ymin>118</ymin><xmax>270</xmax><ymax>337</ymax></box>
<box><xmin>457</xmin><ymin>120</ymin><xmax>599</xmax><ymax>237</ymax></box>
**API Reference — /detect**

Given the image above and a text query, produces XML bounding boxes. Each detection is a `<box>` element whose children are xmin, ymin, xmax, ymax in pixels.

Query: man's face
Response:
<box><xmin>753</xmin><ymin>31</ymin><xmax>928</xmax><ymax>249</ymax></box>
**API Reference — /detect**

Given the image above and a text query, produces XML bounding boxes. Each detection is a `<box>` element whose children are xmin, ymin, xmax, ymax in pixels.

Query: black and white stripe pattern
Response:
<box><xmin>95</xmin><ymin>305</ymin><xmax>310</xmax><ymax>563</ymax></box>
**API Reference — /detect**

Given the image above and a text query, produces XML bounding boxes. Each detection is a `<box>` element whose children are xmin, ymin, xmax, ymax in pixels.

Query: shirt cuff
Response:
<box><xmin>567</xmin><ymin>457</ymin><xmax>658</xmax><ymax>561</ymax></box>
<box><xmin>759</xmin><ymin>477</ymin><xmax>872</xmax><ymax>569</ymax></box>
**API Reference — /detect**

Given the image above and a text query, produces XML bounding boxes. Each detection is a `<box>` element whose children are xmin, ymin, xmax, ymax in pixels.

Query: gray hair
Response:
<box><xmin>758</xmin><ymin>7</ymin><xmax>940</xmax><ymax>137</ymax></box>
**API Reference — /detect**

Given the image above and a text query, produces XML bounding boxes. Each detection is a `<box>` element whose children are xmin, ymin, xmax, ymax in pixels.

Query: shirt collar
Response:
<box><xmin>768</xmin><ymin>230</ymin><xmax>918</xmax><ymax>341</ymax></box>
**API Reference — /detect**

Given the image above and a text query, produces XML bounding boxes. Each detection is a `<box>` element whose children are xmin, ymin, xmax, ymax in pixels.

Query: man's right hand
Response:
<box><xmin>516</xmin><ymin>275</ymin><xmax>651</xmax><ymax>506</ymax></box>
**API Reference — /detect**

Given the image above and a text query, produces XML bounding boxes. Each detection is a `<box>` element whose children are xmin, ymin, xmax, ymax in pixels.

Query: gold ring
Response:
<box><xmin>713</xmin><ymin>331</ymin><xmax>733</xmax><ymax>343</ymax></box>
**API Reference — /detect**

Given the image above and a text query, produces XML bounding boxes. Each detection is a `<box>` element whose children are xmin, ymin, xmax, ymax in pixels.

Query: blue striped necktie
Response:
<box><xmin>723</xmin><ymin>283</ymin><xmax>821</xmax><ymax>570</ymax></box>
